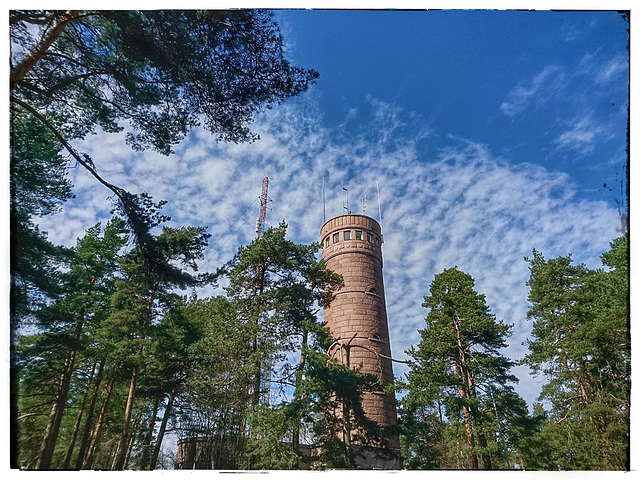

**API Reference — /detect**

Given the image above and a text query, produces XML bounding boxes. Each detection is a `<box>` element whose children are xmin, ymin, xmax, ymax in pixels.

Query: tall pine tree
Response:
<box><xmin>523</xmin><ymin>234</ymin><xmax>629</xmax><ymax>470</ymax></box>
<box><xmin>403</xmin><ymin>267</ymin><xmax>527</xmax><ymax>469</ymax></box>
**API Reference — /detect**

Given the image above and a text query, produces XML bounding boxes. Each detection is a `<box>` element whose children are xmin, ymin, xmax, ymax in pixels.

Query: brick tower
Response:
<box><xmin>320</xmin><ymin>213</ymin><xmax>401</xmax><ymax>469</ymax></box>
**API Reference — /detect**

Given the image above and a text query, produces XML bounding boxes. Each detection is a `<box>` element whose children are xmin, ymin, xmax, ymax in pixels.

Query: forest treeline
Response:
<box><xmin>12</xmin><ymin>217</ymin><xmax>630</xmax><ymax>470</ymax></box>
<box><xmin>14</xmin><ymin>218</ymin><xmax>394</xmax><ymax>469</ymax></box>
<box><xmin>399</xmin><ymin>238</ymin><xmax>629</xmax><ymax>470</ymax></box>
<box><xmin>10</xmin><ymin>9</ymin><xmax>629</xmax><ymax>471</ymax></box>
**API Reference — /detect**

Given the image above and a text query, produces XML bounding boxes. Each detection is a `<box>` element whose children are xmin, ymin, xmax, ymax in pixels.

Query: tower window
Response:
<box><xmin>371</xmin><ymin>333</ymin><xmax>381</xmax><ymax>341</ymax></box>
<box><xmin>355</xmin><ymin>230</ymin><xmax>363</xmax><ymax>240</ymax></box>
<box><xmin>367</xmin><ymin>233</ymin><xmax>373</xmax><ymax>243</ymax></box>
<box><xmin>343</xmin><ymin>231</ymin><xmax>351</xmax><ymax>240</ymax></box>
<box><xmin>333</xmin><ymin>233</ymin><xmax>340</xmax><ymax>243</ymax></box>
<box><xmin>375</xmin><ymin>237</ymin><xmax>380</xmax><ymax>246</ymax></box>
<box><xmin>325</xmin><ymin>237</ymin><xmax>330</xmax><ymax>247</ymax></box>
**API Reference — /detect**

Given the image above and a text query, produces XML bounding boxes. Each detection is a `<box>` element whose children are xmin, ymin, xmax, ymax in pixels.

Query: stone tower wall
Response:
<box><xmin>320</xmin><ymin>214</ymin><xmax>399</xmax><ymax>453</ymax></box>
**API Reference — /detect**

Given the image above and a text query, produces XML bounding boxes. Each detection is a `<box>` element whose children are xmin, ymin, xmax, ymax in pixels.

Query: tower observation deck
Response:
<box><xmin>320</xmin><ymin>213</ymin><xmax>401</xmax><ymax>469</ymax></box>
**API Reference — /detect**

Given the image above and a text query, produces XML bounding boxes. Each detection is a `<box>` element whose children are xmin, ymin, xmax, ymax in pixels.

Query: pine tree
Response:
<box><xmin>10</xmin><ymin>10</ymin><xmax>318</xmax><ymax>261</ymax></box>
<box><xmin>10</xmin><ymin>105</ymin><xmax>74</xmax><ymax>314</ymax></box>
<box><xmin>14</xmin><ymin>219</ymin><xmax>127</xmax><ymax>469</ymax></box>
<box><xmin>173</xmin><ymin>295</ymin><xmax>253</xmax><ymax>469</ymax></box>
<box><xmin>523</xmin><ymin>234</ymin><xmax>629</xmax><ymax>470</ymax></box>
<box><xmin>403</xmin><ymin>267</ymin><xmax>524</xmax><ymax>469</ymax></box>
<box><xmin>97</xmin><ymin>225</ymin><xmax>212</xmax><ymax>470</ymax></box>
<box><xmin>225</xmin><ymin>221</ymin><xmax>342</xmax><ymax>416</ymax></box>
<box><xmin>173</xmin><ymin>222</ymin><xmax>385</xmax><ymax>470</ymax></box>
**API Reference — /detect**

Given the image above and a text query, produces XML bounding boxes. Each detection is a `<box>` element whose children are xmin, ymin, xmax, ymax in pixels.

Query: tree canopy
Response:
<box><xmin>522</xmin><ymin>234</ymin><xmax>629</xmax><ymax>470</ymax></box>
<box><xmin>10</xmin><ymin>9</ymin><xmax>319</xmax><ymax>274</ymax></box>
<box><xmin>10</xmin><ymin>10</ymin><xmax>318</xmax><ymax>150</ymax></box>
<box><xmin>401</xmin><ymin>267</ymin><xmax>530</xmax><ymax>469</ymax></box>
<box><xmin>10</xmin><ymin>10</ymin><xmax>324</xmax><ymax>470</ymax></box>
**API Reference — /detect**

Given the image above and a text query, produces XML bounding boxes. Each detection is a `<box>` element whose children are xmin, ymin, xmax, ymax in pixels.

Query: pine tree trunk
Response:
<box><xmin>83</xmin><ymin>377</ymin><xmax>115</xmax><ymax>469</ymax></box>
<box><xmin>293</xmin><ymin>329</ymin><xmax>308</xmax><ymax>456</ymax></box>
<box><xmin>36</xmin><ymin>393</ymin><xmax>63</xmax><ymax>469</ymax></box>
<box><xmin>252</xmin><ymin>337</ymin><xmax>261</xmax><ymax>409</ymax></box>
<box><xmin>63</xmin><ymin>361</ymin><xmax>97</xmax><ymax>468</ymax></box>
<box><xmin>452</xmin><ymin>317</ymin><xmax>478</xmax><ymax>470</ymax></box>
<box><xmin>76</xmin><ymin>360</ymin><xmax>104</xmax><ymax>469</ymax></box>
<box><xmin>458</xmin><ymin>393</ymin><xmax>478</xmax><ymax>469</ymax></box>
<box><xmin>124</xmin><ymin>410</ymin><xmax>143</xmax><ymax>469</ymax></box>
<box><xmin>36</xmin><ymin>308</ymin><xmax>90</xmax><ymax>470</ymax></box>
<box><xmin>477</xmin><ymin>433</ymin><xmax>492</xmax><ymax>470</ymax></box>
<box><xmin>10</xmin><ymin>10</ymin><xmax>81</xmax><ymax>91</ymax></box>
<box><xmin>113</xmin><ymin>365</ymin><xmax>139</xmax><ymax>470</ymax></box>
<box><xmin>464</xmin><ymin>365</ymin><xmax>491</xmax><ymax>470</ymax></box>
<box><xmin>36</xmin><ymin>349</ymin><xmax>78</xmax><ymax>469</ymax></box>
<box><xmin>149</xmin><ymin>387</ymin><xmax>177</xmax><ymax>470</ymax></box>
<box><xmin>139</xmin><ymin>393</ymin><xmax>161</xmax><ymax>470</ymax></box>
<box><xmin>251</xmin><ymin>266</ymin><xmax>267</xmax><ymax>410</ymax></box>
<box><xmin>519</xmin><ymin>454</ymin><xmax>526</xmax><ymax>470</ymax></box>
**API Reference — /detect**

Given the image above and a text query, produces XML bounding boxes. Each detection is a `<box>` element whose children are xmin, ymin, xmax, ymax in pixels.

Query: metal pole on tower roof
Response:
<box><xmin>377</xmin><ymin>179</ymin><xmax>384</xmax><ymax>243</ymax></box>
<box><xmin>323</xmin><ymin>171</ymin><xmax>326</xmax><ymax>224</ymax></box>
<box><xmin>343</xmin><ymin>186</ymin><xmax>350</xmax><ymax>214</ymax></box>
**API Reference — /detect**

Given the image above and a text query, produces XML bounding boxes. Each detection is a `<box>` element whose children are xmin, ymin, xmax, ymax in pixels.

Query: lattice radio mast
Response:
<box><xmin>255</xmin><ymin>177</ymin><xmax>269</xmax><ymax>238</ymax></box>
<box><xmin>254</xmin><ymin>177</ymin><xmax>273</xmax><ymax>403</ymax></box>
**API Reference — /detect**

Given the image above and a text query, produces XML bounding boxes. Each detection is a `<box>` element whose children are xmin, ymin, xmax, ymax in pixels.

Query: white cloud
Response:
<box><xmin>580</xmin><ymin>50</ymin><xmax>629</xmax><ymax>86</ymax></box>
<box><xmin>553</xmin><ymin>113</ymin><xmax>604</xmax><ymax>155</ymax></box>
<box><xmin>36</xmin><ymin>95</ymin><xmax>620</xmax><ymax>409</ymax></box>
<box><xmin>595</xmin><ymin>54</ymin><xmax>629</xmax><ymax>84</ymax></box>
<box><xmin>500</xmin><ymin>48</ymin><xmax>629</xmax><ymax>131</ymax></box>
<box><xmin>499</xmin><ymin>65</ymin><xmax>563</xmax><ymax>117</ymax></box>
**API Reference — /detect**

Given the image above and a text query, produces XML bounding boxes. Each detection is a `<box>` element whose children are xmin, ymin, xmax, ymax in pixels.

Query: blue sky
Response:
<box><xmin>276</xmin><ymin>9</ymin><xmax>629</xmax><ymax>200</ymax></box>
<box><xmin>37</xmin><ymin>9</ymin><xmax>630</xmax><ymax>410</ymax></box>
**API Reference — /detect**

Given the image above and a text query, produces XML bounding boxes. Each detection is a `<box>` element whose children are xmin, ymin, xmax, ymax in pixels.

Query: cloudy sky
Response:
<box><xmin>37</xmin><ymin>9</ymin><xmax>629</xmax><ymax>409</ymax></box>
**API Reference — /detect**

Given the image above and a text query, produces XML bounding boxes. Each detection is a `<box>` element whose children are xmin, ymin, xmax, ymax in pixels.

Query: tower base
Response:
<box><xmin>350</xmin><ymin>445</ymin><xmax>402</xmax><ymax>470</ymax></box>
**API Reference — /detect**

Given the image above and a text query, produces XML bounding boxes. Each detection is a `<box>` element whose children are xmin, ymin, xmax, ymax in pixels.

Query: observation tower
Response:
<box><xmin>320</xmin><ymin>213</ymin><xmax>401</xmax><ymax>469</ymax></box>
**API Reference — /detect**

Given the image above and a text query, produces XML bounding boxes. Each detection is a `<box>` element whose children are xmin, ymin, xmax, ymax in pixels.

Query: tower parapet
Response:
<box><xmin>321</xmin><ymin>214</ymin><xmax>400</xmax><ymax>468</ymax></box>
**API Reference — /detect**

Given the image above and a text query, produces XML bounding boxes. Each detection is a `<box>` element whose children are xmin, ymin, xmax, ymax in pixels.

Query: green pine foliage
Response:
<box><xmin>13</xmin><ymin>222</ymin><xmax>630</xmax><ymax>470</ymax></box>
<box><xmin>10</xmin><ymin>8</ymin><xmax>318</xmax><ymax>287</ymax></box>
<box><xmin>10</xmin><ymin>9</ymin><xmax>389</xmax><ymax>471</ymax></box>
<box><xmin>14</xmin><ymin>219</ymin><xmax>128</xmax><ymax>469</ymax></box>
<box><xmin>397</xmin><ymin>235</ymin><xmax>629</xmax><ymax>472</ymax></box>
<box><xmin>400</xmin><ymin>267</ymin><xmax>538</xmax><ymax>470</ymax></box>
<box><xmin>522</xmin><ymin>234</ymin><xmax>629</xmax><ymax>470</ymax></box>
<box><xmin>10</xmin><ymin>106</ymin><xmax>74</xmax><ymax>327</ymax></box>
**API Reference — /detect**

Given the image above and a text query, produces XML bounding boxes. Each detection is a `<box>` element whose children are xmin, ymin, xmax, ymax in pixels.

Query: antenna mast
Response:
<box><xmin>343</xmin><ymin>186</ymin><xmax>350</xmax><ymax>214</ymax></box>
<box><xmin>255</xmin><ymin>177</ymin><xmax>269</xmax><ymax>238</ymax></box>
<box><xmin>323</xmin><ymin>171</ymin><xmax>326</xmax><ymax>224</ymax></box>
<box><xmin>377</xmin><ymin>179</ymin><xmax>384</xmax><ymax>240</ymax></box>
